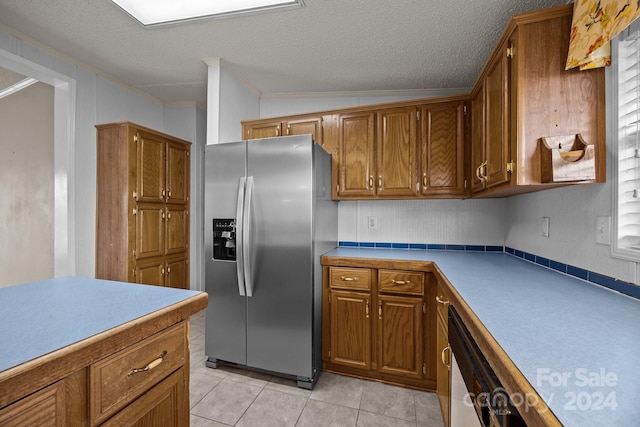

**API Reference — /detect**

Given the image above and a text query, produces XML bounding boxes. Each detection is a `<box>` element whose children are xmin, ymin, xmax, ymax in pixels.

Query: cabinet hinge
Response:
<box><xmin>506</xmin><ymin>161</ymin><xmax>515</xmax><ymax>174</ymax></box>
<box><xmin>464</xmin><ymin>179</ymin><xmax>468</xmax><ymax>190</ymax></box>
<box><xmin>423</xmin><ymin>363</ymin><xmax>426</xmax><ymax>375</ymax></box>
<box><xmin>463</xmin><ymin>104</ymin><xmax>468</xmax><ymax>115</ymax></box>
<box><xmin>321</xmin><ymin>118</ymin><xmax>325</xmax><ymax>128</ymax></box>
<box><xmin>134</xmin><ymin>134</ymin><xmax>139</xmax><ymax>143</ymax></box>
<box><xmin>132</xmin><ymin>191</ymin><xmax>137</xmax><ymax>200</ymax></box>
<box><xmin>422</xmin><ymin>302</ymin><xmax>426</xmax><ymax>314</ymax></box>
<box><xmin>416</xmin><ymin>110</ymin><xmax>420</xmax><ymax>121</ymax></box>
<box><xmin>506</xmin><ymin>46</ymin><xmax>514</xmax><ymax>59</ymax></box>
<box><xmin>132</xmin><ymin>206</ymin><xmax>137</xmax><ymax>215</ymax></box>
<box><xmin>132</xmin><ymin>268</ymin><xmax>136</xmax><ymax>276</ymax></box>
<box><xmin>132</xmin><ymin>249</ymin><xmax>136</xmax><ymax>258</ymax></box>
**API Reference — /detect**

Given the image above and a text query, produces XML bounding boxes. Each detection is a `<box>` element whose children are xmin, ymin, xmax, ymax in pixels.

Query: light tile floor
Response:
<box><xmin>189</xmin><ymin>311</ymin><xmax>445</xmax><ymax>427</ymax></box>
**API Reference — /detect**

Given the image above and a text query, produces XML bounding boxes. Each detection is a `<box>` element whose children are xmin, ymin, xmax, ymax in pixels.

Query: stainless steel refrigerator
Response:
<box><xmin>204</xmin><ymin>134</ymin><xmax>337</xmax><ymax>389</ymax></box>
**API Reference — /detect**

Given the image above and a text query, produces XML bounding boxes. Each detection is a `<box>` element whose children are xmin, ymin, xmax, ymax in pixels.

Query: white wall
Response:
<box><xmin>339</xmin><ymin>199</ymin><xmax>505</xmax><ymax>246</ymax></box>
<box><xmin>0</xmin><ymin>82</ymin><xmax>54</xmax><ymax>287</ymax></box>
<box><xmin>0</xmin><ymin>30</ymin><xmax>205</xmax><ymax>289</ymax></box>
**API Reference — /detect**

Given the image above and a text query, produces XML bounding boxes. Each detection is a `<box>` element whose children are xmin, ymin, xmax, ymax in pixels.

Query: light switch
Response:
<box><xmin>596</xmin><ymin>216</ymin><xmax>611</xmax><ymax>245</ymax></box>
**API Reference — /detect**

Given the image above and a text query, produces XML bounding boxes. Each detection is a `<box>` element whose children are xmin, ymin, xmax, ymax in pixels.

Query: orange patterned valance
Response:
<box><xmin>566</xmin><ymin>0</ymin><xmax>640</xmax><ymax>70</ymax></box>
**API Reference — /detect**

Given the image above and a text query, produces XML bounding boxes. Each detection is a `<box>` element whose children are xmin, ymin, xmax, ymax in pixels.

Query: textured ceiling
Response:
<box><xmin>0</xmin><ymin>0</ymin><xmax>571</xmax><ymax>107</ymax></box>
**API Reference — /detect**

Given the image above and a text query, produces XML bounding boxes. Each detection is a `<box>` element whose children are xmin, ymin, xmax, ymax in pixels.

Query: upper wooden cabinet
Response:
<box><xmin>96</xmin><ymin>122</ymin><xmax>191</xmax><ymax>289</ymax></box>
<box><xmin>376</xmin><ymin>107</ymin><xmax>419</xmax><ymax>197</ymax></box>
<box><xmin>242</xmin><ymin>115</ymin><xmax>324</xmax><ymax>147</ymax></box>
<box><xmin>420</xmin><ymin>101</ymin><xmax>467</xmax><ymax>197</ymax></box>
<box><xmin>336</xmin><ymin>111</ymin><xmax>376</xmax><ymax>197</ymax></box>
<box><xmin>471</xmin><ymin>4</ymin><xmax>605</xmax><ymax>197</ymax></box>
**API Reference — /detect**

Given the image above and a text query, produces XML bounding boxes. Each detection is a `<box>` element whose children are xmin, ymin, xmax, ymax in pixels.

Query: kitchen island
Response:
<box><xmin>322</xmin><ymin>248</ymin><xmax>639</xmax><ymax>427</ymax></box>
<box><xmin>0</xmin><ymin>276</ymin><xmax>207</xmax><ymax>426</ymax></box>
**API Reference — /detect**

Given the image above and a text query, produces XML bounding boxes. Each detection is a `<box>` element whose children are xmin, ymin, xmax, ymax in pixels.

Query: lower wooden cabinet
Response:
<box><xmin>377</xmin><ymin>294</ymin><xmax>423</xmax><ymax>379</ymax></box>
<box><xmin>100</xmin><ymin>368</ymin><xmax>187</xmax><ymax>427</ymax></box>
<box><xmin>0</xmin><ymin>380</ymin><xmax>67</xmax><ymax>426</ymax></box>
<box><xmin>329</xmin><ymin>290</ymin><xmax>372</xmax><ymax>370</ymax></box>
<box><xmin>0</xmin><ymin>321</ymin><xmax>191</xmax><ymax>427</ymax></box>
<box><xmin>322</xmin><ymin>264</ymin><xmax>435</xmax><ymax>390</ymax></box>
<box><xmin>435</xmin><ymin>281</ymin><xmax>451</xmax><ymax>426</ymax></box>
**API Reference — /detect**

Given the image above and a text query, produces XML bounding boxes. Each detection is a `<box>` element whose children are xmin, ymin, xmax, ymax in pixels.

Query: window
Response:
<box><xmin>613</xmin><ymin>22</ymin><xmax>640</xmax><ymax>260</ymax></box>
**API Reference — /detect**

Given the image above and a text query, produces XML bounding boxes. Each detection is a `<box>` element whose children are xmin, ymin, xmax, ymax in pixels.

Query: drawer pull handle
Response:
<box><xmin>340</xmin><ymin>276</ymin><xmax>358</xmax><ymax>282</ymax></box>
<box><xmin>435</xmin><ymin>295</ymin><xmax>449</xmax><ymax>305</ymax></box>
<box><xmin>128</xmin><ymin>351</ymin><xmax>167</xmax><ymax>376</ymax></box>
<box><xmin>391</xmin><ymin>279</ymin><xmax>409</xmax><ymax>285</ymax></box>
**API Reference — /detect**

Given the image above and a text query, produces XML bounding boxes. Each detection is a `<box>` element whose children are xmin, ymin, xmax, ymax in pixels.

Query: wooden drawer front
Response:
<box><xmin>90</xmin><ymin>322</ymin><xmax>186</xmax><ymax>425</ymax></box>
<box><xmin>0</xmin><ymin>380</ymin><xmax>66</xmax><ymax>427</ymax></box>
<box><xmin>379</xmin><ymin>270</ymin><xmax>424</xmax><ymax>295</ymax></box>
<box><xmin>329</xmin><ymin>267</ymin><xmax>371</xmax><ymax>290</ymax></box>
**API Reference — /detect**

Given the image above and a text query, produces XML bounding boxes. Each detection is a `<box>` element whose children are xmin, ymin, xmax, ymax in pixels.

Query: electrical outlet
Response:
<box><xmin>368</xmin><ymin>216</ymin><xmax>378</xmax><ymax>230</ymax></box>
<box><xmin>596</xmin><ymin>216</ymin><xmax>611</xmax><ymax>245</ymax></box>
<box><xmin>542</xmin><ymin>217</ymin><xmax>550</xmax><ymax>237</ymax></box>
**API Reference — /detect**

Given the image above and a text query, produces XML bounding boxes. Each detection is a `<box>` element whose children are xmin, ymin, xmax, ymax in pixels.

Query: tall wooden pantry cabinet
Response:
<box><xmin>95</xmin><ymin>122</ymin><xmax>191</xmax><ymax>289</ymax></box>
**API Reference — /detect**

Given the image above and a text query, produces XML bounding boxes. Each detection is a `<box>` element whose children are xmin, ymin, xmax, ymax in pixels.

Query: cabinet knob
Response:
<box><xmin>365</xmin><ymin>299</ymin><xmax>370</xmax><ymax>318</ymax></box>
<box><xmin>378</xmin><ymin>175</ymin><xmax>383</xmax><ymax>189</ymax></box>
<box><xmin>368</xmin><ymin>175</ymin><xmax>374</xmax><ymax>189</ymax></box>
<box><xmin>128</xmin><ymin>351</ymin><xmax>167</xmax><ymax>376</ymax></box>
<box><xmin>378</xmin><ymin>301</ymin><xmax>382</xmax><ymax>319</ymax></box>
<box><xmin>422</xmin><ymin>173</ymin><xmax>427</xmax><ymax>188</ymax></box>
<box><xmin>340</xmin><ymin>276</ymin><xmax>358</xmax><ymax>282</ymax></box>
<box><xmin>391</xmin><ymin>279</ymin><xmax>409</xmax><ymax>285</ymax></box>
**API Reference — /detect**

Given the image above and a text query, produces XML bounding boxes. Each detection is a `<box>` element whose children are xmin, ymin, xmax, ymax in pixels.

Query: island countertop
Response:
<box><xmin>322</xmin><ymin>247</ymin><xmax>640</xmax><ymax>427</ymax></box>
<box><xmin>0</xmin><ymin>276</ymin><xmax>208</xmax><ymax>412</ymax></box>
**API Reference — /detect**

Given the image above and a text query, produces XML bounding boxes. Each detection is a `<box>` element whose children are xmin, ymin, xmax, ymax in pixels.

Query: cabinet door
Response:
<box><xmin>136</xmin><ymin>130</ymin><xmax>165</xmax><ymax>203</ymax></box>
<box><xmin>471</xmin><ymin>89</ymin><xmax>486</xmax><ymax>193</ymax></box>
<box><xmin>0</xmin><ymin>380</ymin><xmax>66</xmax><ymax>426</ymax></box>
<box><xmin>135</xmin><ymin>259</ymin><xmax>165</xmax><ymax>286</ymax></box>
<box><xmin>330</xmin><ymin>290</ymin><xmax>371</xmax><ymax>369</ymax></box>
<box><xmin>135</xmin><ymin>204</ymin><xmax>164</xmax><ymax>260</ymax></box>
<box><xmin>436</xmin><ymin>305</ymin><xmax>450</xmax><ymax>427</ymax></box>
<box><xmin>165</xmin><ymin>258</ymin><xmax>188</xmax><ymax>289</ymax></box>
<box><xmin>376</xmin><ymin>107</ymin><xmax>418</xmax><ymax>197</ymax></box>
<box><xmin>484</xmin><ymin>44</ymin><xmax>511</xmax><ymax>188</ymax></box>
<box><xmin>337</xmin><ymin>112</ymin><xmax>375</xmax><ymax>197</ymax></box>
<box><xmin>420</xmin><ymin>102</ymin><xmax>465</xmax><ymax>196</ymax></box>
<box><xmin>165</xmin><ymin>206</ymin><xmax>188</xmax><ymax>255</ymax></box>
<box><xmin>377</xmin><ymin>295</ymin><xmax>423</xmax><ymax>379</ymax></box>
<box><xmin>285</xmin><ymin>117</ymin><xmax>323</xmax><ymax>146</ymax></box>
<box><xmin>165</xmin><ymin>141</ymin><xmax>189</xmax><ymax>205</ymax></box>
<box><xmin>100</xmin><ymin>368</ymin><xmax>188</xmax><ymax>427</ymax></box>
<box><xmin>243</xmin><ymin>121</ymin><xmax>282</xmax><ymax>139</ymax></box>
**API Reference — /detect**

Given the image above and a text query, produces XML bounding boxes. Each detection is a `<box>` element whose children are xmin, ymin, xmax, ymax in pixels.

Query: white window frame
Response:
<box><xmin>612</xmin><ymin>22</ymin><xmax>640</xmax><ymax>261</ymax></box>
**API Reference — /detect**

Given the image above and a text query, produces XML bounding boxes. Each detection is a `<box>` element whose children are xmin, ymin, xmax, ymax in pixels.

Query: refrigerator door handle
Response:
<box><xmin>235</xmin><ymin>177</ymin><xmax>247</xmax><ymax>296</ymax></box>
<box><xmin>243</xmin><ymin>176</ymin><xmax>255</xmax><ymax>297</ymax></box>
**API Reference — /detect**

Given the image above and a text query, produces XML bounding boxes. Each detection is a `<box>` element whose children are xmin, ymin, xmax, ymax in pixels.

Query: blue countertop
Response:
<box><xmin>324</xmin><ymin>248</ymin><xmax>640</xmax><ymax>427</ymax></box>
<box><xmin>0</xmin><ymin>276</ymin><xmax>204</xmax><ymax>373</ymax></box>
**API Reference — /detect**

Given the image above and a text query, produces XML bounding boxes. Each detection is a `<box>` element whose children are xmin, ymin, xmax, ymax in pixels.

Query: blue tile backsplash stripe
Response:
<box><xmin>336</xmin><ymin>241</ymin><xmax>640</xmax><ymax>300</ymax></box>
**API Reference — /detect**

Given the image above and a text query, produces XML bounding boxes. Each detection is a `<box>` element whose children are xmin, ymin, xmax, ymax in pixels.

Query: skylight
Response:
<box><xmin>111</xmin><ymin>0</ymin><xmax>305</xmax><ymax>27</ymax></box>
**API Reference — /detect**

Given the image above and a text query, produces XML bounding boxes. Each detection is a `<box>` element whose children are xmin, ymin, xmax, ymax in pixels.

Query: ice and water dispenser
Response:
<box><xmin>212</xmin><ymin>219</ymin><xmax>236</xmax><ymax>261</ymax></box>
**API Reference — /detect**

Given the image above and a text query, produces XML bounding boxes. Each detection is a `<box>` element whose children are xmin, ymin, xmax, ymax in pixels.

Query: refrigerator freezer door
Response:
<box><xmin>245</xmin><ymin>135</ymin><xmax>314</xmax><ymax>378</ymax></box>
<box><xmin>204</xmin><ymin>141</ymin><xmax>248</xmax><ymax>366</ymax></box>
